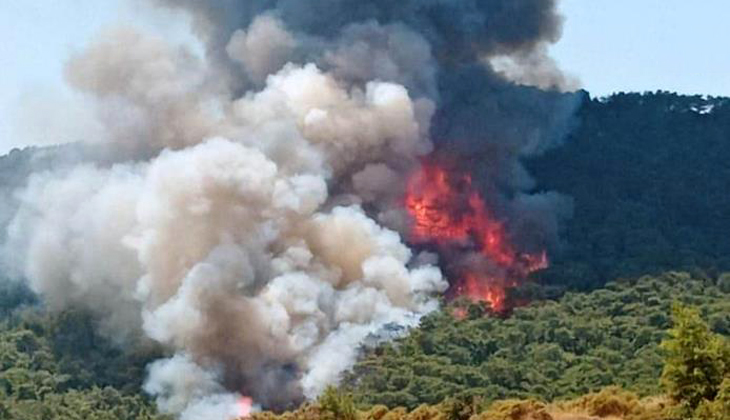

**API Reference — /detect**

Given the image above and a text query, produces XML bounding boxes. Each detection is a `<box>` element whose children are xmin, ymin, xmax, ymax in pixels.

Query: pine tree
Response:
<box><xmin>661</xmin><ymin>303</ymin><xmax>730</xmax><ymax>417</ymax></box>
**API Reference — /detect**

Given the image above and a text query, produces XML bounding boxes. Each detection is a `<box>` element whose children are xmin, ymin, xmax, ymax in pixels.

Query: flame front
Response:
<box><xmin>405</xmin><ymin>161</ymin><xmax>548</xmax><ymax>311</ymax></box>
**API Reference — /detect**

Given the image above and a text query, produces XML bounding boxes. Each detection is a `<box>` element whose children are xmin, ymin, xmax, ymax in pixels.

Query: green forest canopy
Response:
<box><xmin>528</xmin><ymin>92</ymin><xmax>730</xmax><ymax>291</ymax></box>
<box><xmin>344</xmin><ymin>271</ymin><xmax>730</xmax><ymax>409</ymax></box>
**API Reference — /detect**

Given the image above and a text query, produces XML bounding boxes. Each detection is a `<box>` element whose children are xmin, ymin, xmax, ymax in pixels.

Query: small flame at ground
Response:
<box><xmin>237</xmin><ymin>396</ymin><xmax>254</xmax><ymax>419</ymax></box>
<box><xmin>405</xmin><ymin>161</ymin><xmax>548</xmax><ymax>311</ymax></box>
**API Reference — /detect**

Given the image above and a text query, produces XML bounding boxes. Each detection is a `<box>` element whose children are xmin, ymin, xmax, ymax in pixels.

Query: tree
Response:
<box><xmin>694</xmin><ymin>378</ymin><xmax>730</xmax><ymax>420</ymax></box>
<box><xmin>661</xmin><ymin>303</ymin><xmax>730</xmax><ymax>417</ymax></box>
<box><xmin>319</xmin><ymin>386</ymin><xmax>358</xmax><ymax>420</ymax></box>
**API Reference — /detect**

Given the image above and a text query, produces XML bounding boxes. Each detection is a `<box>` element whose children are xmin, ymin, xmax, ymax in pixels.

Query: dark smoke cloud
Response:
<box><xmin>155</xmin><ymin>0</ymin><xmax>562</xmax><ymax>56</ymax></box>
<box><xmin>153</xmin><ymin>0</ymin><xmax>568</xmax><ymax>91</ymax></box>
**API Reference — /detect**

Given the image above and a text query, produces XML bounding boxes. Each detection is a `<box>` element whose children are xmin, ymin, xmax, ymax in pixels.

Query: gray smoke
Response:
<box><xmin>1</xmin><ymin>0</ymin><xmax>580</xmax><ymax>417</ymax></box>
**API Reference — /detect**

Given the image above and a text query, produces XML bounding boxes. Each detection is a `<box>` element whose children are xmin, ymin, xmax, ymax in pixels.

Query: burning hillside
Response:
<box><xmin>405</xmin><ymin>161</ymin><xmax>548</xmax><ymax>311</ymax></box>
<box><xmin>0</xmin><ymin>0</ymin><xmax>579</xmax><ymax>417</ymax></box>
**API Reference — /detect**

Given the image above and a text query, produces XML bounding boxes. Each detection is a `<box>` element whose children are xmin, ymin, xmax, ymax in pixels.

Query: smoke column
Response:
<box><xmin>1</xmin><ymin>0</ymin><xmax>580</xmax><ymax>417</ymax></box>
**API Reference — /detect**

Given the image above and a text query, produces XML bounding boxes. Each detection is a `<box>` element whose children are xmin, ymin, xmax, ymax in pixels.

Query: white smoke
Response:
<box><xmin>144</xmin><ymin>354</ymin><xmax>230</xmax><ymax>415</ymax></box>
<box><xmin>226</xmin><ymin>14</ymin><xmax>299</xmax><ymax>85</ymax></box>
<box><xmin>65</xmin><ymin>27</ymin><xmax>220</xmax><ymax>150</ymax></box>
<box><xmin>2</xmin><ymin>14</ymin><xmax>447</xmax><ymax>417</ymax></box>
<box><xmin>488</xmin><ymin>43</ymin><xmax>581</xmax><ymax>93</ymax></box>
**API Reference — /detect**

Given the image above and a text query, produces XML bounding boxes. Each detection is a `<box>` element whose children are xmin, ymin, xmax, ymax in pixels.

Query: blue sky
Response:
<box><xmin>552</xmin><ymin>0</ymin><xmax>730</xmax><ymax>98</ymax></box>
<box><xmin>1</xmin><ymin>0</ymin><xmax>729</xmax><ymax>151</ymax></box>
<box><xmin>0</xmin><ymin>1</ymin><xmax>124</xmax><ymax>151</ymax></box>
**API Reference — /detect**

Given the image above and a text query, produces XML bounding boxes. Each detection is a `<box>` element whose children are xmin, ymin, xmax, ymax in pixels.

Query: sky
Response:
<box><xmin>1</xmin><ymin>0</ymin><xmax>729</xmax><ymax>152</ymax></box>
<box><xmin>551</xmin><ymin>0</ymin><xmax>730</xmax><ymax>98</ymax></box>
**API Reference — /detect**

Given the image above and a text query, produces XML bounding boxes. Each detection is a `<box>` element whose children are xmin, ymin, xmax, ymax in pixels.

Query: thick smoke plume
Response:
<box><xmin>1</xmin><ymin>0</ymin><xmax>580</xmax><ymax>417</ymax></box>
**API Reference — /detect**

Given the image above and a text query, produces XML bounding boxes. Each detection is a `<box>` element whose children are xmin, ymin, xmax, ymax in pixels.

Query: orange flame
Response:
<box><xmin>405</xmin><ymin>161</ymin><xmax>548</xmax><ymax>311</ymax></box>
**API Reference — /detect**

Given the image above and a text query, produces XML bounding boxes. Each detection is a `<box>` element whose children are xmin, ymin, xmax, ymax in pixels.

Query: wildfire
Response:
<box><xmin>405</xmin><ymin>161</ymin><xmax>548</xmax><ymax>311</ymax></box>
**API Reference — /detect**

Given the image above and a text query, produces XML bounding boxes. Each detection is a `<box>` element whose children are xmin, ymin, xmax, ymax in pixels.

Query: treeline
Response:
<box><xmin>342</xmin><ymin>271</ymin><xmax>730</xmax><ymax>409</ymax></box>
<box><xmin>528</xmin><ymin>91</ymin><xmax>730</xmax><ymax>291</ymax></box>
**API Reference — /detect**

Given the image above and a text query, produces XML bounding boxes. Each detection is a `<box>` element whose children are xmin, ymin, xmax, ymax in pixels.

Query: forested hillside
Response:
<box><xmin>0</xmin><ymin>302</ymin><xmax>166</xmax><ymax>419</ymax></box>
<box><xmin>528</xmin><ymin>92</ymin><xmax>730</xmax><ymax>291</ymax></box>
<box><xmin>344</xmin><ymin>271</ymin><xmax>730</xmax><ymax>408</ymax></box>
<box><xmin>1</xmin><ymin>92</ymin><xmax>730</xmax><ymax>419</ymax></box>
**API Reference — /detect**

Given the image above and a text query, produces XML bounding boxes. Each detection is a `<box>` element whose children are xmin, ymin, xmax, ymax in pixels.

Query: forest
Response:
<box><xmin>529</xmin><ymin>92</ymin><xmax>730</xmax><ymax>291</ymax></box>
<box><xmin>1</xmin><ymin>91</ymin><xmax>730</xmax><ymax>419</ymax></box>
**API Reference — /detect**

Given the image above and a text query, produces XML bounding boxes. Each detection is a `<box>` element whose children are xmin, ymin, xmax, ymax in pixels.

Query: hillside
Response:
<box><xmin>1</xmin><ymin>92</ymin><xmax>730</xmax><ymax>419</ymax></box>
<box><xmin>344</xmin><ymin>271</ymin><xmax>729</xmax><ymax>409</ymax></box>
<box><xmin>340</xmin><ymin>91</ymin><xmax>730</xmax><ymax>411</ymax></box>
<box><xmin>528</xmin><ymin>92</ymin><xmax>730</xmax><ymax>291</ymax></box>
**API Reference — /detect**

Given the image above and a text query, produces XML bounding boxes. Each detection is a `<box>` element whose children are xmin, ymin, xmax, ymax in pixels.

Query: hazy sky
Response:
<box><xmin>1</xmin><ymin>0</ymin><xmax>729</xmax><ymax>152</ymax></box>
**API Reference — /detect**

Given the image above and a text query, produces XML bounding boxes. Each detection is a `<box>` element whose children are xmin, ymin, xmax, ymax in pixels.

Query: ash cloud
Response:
<box><xmin>1</xmin><ymin>0</ymin><xmax>580</xmax><ymax>417</ymax></box>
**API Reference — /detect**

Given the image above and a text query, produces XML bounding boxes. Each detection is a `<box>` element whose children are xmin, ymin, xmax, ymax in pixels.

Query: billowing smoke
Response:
<box><xmin>1</xmin><ymin>0</ymin><xmax>580</xmax><ymax>417</ymax></box>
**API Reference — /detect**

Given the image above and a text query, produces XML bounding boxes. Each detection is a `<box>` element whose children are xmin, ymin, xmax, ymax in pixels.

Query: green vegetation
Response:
<box><xmin>343</xmin><ymin>271</ymin><xmax>730</xmax><ymax>409</ymax></box>
<box><xmin>693</xmin><ymin>379</ymin><xmax>730</xmax><ymax>420</ymax></box>
<box><xmin>318</xmin><ymin>387</ymin><xmax>358</xmax><ymax>420</ymax></box>
<box><xmin>252</xmin><ymin>387</ymin><xmax>671</xmax><ymax>420</ymax></box>
<box><xmin>661</xmin><ymin>304</ymin><xmax>730</xmax><ymax>419</ymax></box>
<box><xmin>528</xmin><ymin>92</ymin><xmax>730</xmax><ymax>291</ymax></box>
<box><xmin>0</xmin><ymin>307</ymin><xmax>167</xmax><ymax>420</ymax></box>
<box><xmin>254</xmin><ymin>303</ymin><xmax>728</xmax><ymax>420</ymax></box>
